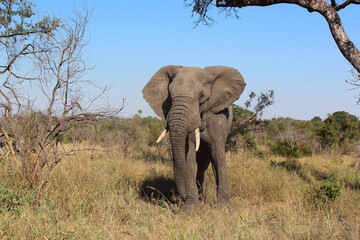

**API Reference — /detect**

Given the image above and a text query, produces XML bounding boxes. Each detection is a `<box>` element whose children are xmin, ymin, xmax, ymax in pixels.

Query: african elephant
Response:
<box><xmin>142</xmin><ymin>65</ymin><xmax>246</xmax><ymax>210</ymax></box>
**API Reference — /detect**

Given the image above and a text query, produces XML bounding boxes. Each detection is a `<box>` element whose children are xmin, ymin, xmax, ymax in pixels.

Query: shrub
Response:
<box><xmin>271</xmin><ymin>140</ymin><xmax>299</xmax><ymax>158</ymax></box>
<box><xmin>309</xmin><ymin>178</ymin><xmax>341</xmax><ymax>204</ymax></box>
<box><xmin>0</xmin><ymin>185</ymin><xmax>35</xmax><ymax>213</ymax></box>
<box><xmin>319</xmin><ymin>181</ymin><xmax>341</xmax><ymax>201</ymax></box>
<box><xmin>255</xmin><ymin>149</ymin><xmax>266</xmax><ymax>159</ymax></box>
<box><xmin>271</xmin><ymin>140</ymin><xmax>312</xmax><ymax>158</ymax></box>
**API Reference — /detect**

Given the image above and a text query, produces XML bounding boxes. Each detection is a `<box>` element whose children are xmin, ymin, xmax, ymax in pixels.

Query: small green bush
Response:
<box><xmin>309</xmin><ymin>179</ymin><xmax>341</xmax><ymax>204</ymax></box>
<box><xmin>271</xmin><ymin>140</ymin><xmax>299</xmax><ymax>158</ymax></box>
<box><xmin>320</xmin><ymin>181</ymin><xmax>341</xmax><ymax>201</ymax></box>
<box><xmin>0</xmin><ymin>185</ymin><xmax>35</xmax><ymax>212</ymax></box>
<box><xmin>271</xmin><ymin>140</ymin><xmax>312</xmax><ymax>158</ymax></box>
<box><xmin>255</xmin><ymin>149</ymin><xmax>266</xmax><ymax>159</ymax></box>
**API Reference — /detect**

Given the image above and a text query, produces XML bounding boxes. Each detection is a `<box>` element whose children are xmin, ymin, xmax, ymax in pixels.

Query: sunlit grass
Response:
<box><xmin>0</xmin><ymin>148</ymin><xmax>359</xmax><ymax>239</ymax></box>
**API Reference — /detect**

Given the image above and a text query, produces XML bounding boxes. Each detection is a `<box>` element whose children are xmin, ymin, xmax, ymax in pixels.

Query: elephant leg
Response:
<box><xmin>210</xmin><ymin>144</ymin><xmax>231</xmax><ymax>205</ymax></box>
<box><xmin>205</xmin><ymin>109</ymin><xmax>232</xmax><ymax>206</ymax></box>
<box><xmin>182</xmin><ymin>134</ymin><xmax>199</xmax><ymax>210</ymax></box>
<box><xmin>196</xmin><ymin>141</ymin><xmax>211</xmax><ymax>201</ymax></box>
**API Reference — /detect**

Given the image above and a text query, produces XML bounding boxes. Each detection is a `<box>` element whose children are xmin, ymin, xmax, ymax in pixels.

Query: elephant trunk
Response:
<box><xmin>169</xmin><ymin>123</ymin><xmax>188</xmax><ymax>200</ymax></box>
<box><xmin>167</xmin><ymin>97</ymin><xmax>195</xmax><ymax>200</ymax></box>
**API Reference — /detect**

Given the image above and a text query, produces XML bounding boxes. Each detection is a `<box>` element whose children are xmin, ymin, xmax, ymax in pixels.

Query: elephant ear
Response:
<box><xmin>203</xmin><ymin>66</ymin><xmax>246</xmax><ymax>117</ymax></box>
<box><xmin>142</xmin><ymin>65</ymin><xmax>183</xmax><ymax>119</ymax></box>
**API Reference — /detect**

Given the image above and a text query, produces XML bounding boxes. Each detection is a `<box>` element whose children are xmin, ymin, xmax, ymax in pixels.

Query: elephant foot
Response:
<box><xmin>182</xmin><ymin>202</ymin><xmax>199</xmax><ymax>211</ymax></box>
<box><xmin>181</xmin><ymin>198</ymin><xmax>199</xmax><ymax>211</ymax></box>
<box><xmin>217</xmin><ymin>193</ymin><xmax>231</xmax><ymax>207</ymax></box>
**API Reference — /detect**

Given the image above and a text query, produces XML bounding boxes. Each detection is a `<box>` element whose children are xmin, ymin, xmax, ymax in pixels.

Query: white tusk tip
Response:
<box><xmin>156</xmin><ymin>129</ymin><xmax>167</xmax><ymax>143</ymax></box>
<box><xmin>195</xmin><ymin>128</ymin><xmax>200</xmax><ymax>152</ymax></box>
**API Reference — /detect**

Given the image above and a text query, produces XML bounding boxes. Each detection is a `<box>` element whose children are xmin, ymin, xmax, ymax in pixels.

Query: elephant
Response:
<box><xmin>142</xmin><ymin>65</ymin><xmax>246</xmax><ymax>210</ymax></box>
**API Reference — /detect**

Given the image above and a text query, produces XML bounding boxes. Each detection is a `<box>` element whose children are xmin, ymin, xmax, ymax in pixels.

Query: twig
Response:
<box><xmin>337</xmin><ymin>214</ymin><xmax>356</xmax><ymax>232</ymax></box>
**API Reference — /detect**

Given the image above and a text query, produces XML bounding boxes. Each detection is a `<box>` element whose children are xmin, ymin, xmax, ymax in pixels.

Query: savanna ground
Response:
<box><xmin>1</xmin><ymin>1</ymin><xmax>360</xmax><ymax>239</ymax></box>
<box><xmin>1</xmin><ymin>146</ymin><xmax>359</xmax><ymax>239</ymax></box>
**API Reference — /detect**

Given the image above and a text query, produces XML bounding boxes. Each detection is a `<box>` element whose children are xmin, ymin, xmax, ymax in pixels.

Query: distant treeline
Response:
<box><xmin>49</xmin><ymin>105</ymin><xmax>360</xmax><ymax>161</ymax></box>
<box><xmin>230</xmin><ymin>105</ymin><xmax>360</xmax><ymax>158</ymax></box>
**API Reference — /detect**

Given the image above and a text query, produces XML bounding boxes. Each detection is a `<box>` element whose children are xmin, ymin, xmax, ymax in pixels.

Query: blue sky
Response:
<box><xmin>33</xmin><ymin>0</ymin><xmax>360</xmax><ymax>120</ymax></box>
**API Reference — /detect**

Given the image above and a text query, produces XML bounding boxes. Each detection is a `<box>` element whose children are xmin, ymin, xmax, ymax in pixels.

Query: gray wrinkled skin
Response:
<box><xmin>142</xmin><ymin>65</ymin><xmax>246</xmax><ymax>210</ymax></box>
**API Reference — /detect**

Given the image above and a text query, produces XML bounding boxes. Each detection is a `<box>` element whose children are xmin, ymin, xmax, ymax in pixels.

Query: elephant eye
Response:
<box><xmin>199</xmin><ymin>92</ymin><xmax>204</xmax><ymax>99</ymax></box>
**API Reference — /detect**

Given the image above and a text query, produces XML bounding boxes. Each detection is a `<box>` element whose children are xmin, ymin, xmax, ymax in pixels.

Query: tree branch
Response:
<box><xmin>212</xmin><ymin>0</ymin><xmax>360</xmax><ymax>73</ymax></box>
<box><xmin>334</xmin><ymin>0</ymin><xmax>360</xmax><ymax>11</ymax></box>
<box><xmin>0</xmin><ymin>44</ymin><xmax>31</xmax><ymax>74</ymax></box>
<box><xmin>0</xmin><ymin>30</ymin><xmax>46</xmax><ymax>39</ymax></box>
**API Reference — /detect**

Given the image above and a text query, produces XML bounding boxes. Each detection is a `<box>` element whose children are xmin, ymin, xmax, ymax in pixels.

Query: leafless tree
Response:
<box><xmin>0</xmin><ymin>8</ymin><xmax>122</xmax><ymax>189</ymax></box>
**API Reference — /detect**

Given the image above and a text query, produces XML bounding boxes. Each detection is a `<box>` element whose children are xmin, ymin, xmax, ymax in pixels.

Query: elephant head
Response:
<box><xmin>142</xmin><ymin>65</ymin><xmax>245</xmax><ymax>201</ymax></box>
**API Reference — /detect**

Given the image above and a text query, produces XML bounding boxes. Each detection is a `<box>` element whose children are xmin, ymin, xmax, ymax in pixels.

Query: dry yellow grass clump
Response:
<box><xmin>0</xmin><ymin>149</ymin><xmax>359</xmax><ymax>239</ymax></box>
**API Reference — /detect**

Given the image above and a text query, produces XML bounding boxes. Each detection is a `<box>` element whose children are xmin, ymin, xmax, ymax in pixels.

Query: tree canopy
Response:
<box><xmin>316</xmin><ymin>111</ymin><xmax>360</xmax><ymax>147</ymax></box>
<box><xmin>0</xmin><ymin>0</ymin><xmax>59</xmax><ymax>81</ymax></box>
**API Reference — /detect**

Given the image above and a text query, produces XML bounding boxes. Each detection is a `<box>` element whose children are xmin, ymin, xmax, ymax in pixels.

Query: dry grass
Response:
<box><xmin>0</xmin><ymin>149</ymin><xmax>360</xmax><ymax>239</ymax></box>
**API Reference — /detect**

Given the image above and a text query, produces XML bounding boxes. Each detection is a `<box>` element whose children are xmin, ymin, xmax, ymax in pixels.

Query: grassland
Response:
<box><xmin>0</xmin><ymin>149</ymin><xmax>359</xmax><ymax>239</ymax></box>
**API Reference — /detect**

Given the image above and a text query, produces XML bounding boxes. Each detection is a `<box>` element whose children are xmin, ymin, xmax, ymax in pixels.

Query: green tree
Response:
<box><xmin>316</xmin><ymin>111</ymin><xmax>360</xmax><ymax>151</ymax></box>
<box><xmin>0</xmin><ymin>0</ymin><xmax>59</xmax><ymax>79</ymax></box>
<box><xmin>311</xmin><ymin>116</ymin><xmax>322</xmax><ymax>123</ymax></box>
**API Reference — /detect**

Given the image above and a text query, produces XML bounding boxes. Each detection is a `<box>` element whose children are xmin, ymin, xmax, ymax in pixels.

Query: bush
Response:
<box><xmin>0</xmin><ymin>185</ymin><xmax>35</xmax><ymax>213</ymax></box>
<box><xmin>319</xmin><ymin>181</ymin><xmax>341</xmax><ymax>201</ymax></box>
<box><xmin>309</xmin><ymin>178</ymin><xmax>341</xmax><ymax>204</ymax></box>
<box><xmin>271</xmin><ymin>140</ymin><xmax>312</xmax><ymax>158</ymax></box>
<box><xmin>255</xmin><ymin>149</ymin><xmax>266</xmax><ymax>159</ymax></box>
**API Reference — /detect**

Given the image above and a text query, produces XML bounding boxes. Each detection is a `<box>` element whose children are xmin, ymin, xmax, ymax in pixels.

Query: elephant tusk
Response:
<box><xmin>195</xmin><ymin>128</ymin><xmax>200</xmax><ymax>152</ymax></box>
<box><xmin>156</xmin><ymin>129</ymin><xmax>167</xmax><ymax>143</ymax></box>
